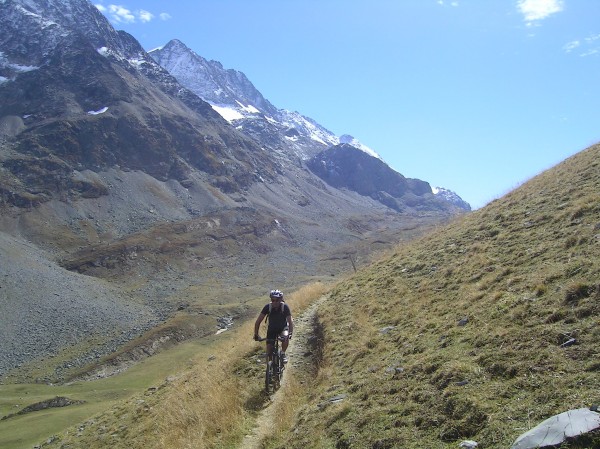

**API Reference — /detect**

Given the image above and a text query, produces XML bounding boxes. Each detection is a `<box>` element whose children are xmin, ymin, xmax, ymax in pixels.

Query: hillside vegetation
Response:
<box><xmin>4</xmin><ymin>144</ymin><xmax>598</xmax><ymax>449</ymax></box>
<box><xmin>280</xmin><ymin>143</ymin><xmax>600</xmax><ymax>448</ymax></box>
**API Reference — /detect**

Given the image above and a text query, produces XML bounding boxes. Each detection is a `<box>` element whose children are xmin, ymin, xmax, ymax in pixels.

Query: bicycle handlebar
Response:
<box><xmin>256</xmin><ymin>335</ymin><xmax>288</xmax><ymax>342</ymax></box>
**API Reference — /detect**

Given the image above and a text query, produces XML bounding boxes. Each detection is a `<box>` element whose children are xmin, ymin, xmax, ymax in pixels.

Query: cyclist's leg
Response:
<box><xmin>280</xmin><ymin>326</ymin><xmax>290</xmax><ymax>352</ymax></box>
<box><xmin>278</xmin><ymin>327</ymin><xmax>289</xmax><ymax>363</ymax></box>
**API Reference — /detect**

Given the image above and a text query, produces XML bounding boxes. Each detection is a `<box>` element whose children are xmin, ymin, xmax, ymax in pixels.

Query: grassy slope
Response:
<box><xmin>282</xmin><ymin>144</ymin><xmax>600</xmax><ymax>448</ymax></box>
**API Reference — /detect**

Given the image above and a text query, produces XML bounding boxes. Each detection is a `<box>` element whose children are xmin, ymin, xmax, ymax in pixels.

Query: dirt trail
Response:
<box><xmin>238</xmin><ymin>296</ymin><xmax>324</xmax><ymax>449</ymax></box>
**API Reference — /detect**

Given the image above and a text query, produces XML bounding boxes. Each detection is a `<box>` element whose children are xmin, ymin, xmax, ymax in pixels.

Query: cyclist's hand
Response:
<box><xmin>254</xmin><ymin>334</ymin><xmax>259</xmax><ymax>341</ymax></box>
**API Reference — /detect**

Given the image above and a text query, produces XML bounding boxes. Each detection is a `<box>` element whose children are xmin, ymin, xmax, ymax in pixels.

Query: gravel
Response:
<box><xmin>0</xmin><ymin>231</ymin><xmax>163</xmax><ymax>380</ymax></box>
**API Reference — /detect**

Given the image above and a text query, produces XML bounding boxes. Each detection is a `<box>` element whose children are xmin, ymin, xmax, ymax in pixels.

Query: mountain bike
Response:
<box><xmin>257</xmin><ymin>335</ymin><xmax>287</xmax><ymax>394</ymax></box>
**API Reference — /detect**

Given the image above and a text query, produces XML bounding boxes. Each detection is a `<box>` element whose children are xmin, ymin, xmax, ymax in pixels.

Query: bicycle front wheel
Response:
<box><xmin>265</xmin><ymin>361</ymin><xmax>273</xmax><ymax>394</ymax></box>
<box><xmin>277</xmin><ymin>351</ymin><xmax>284</xmax><ymax>382</ymax></box>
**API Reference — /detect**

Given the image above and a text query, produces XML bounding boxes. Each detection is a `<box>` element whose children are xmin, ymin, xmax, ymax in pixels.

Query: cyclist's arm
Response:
<box><xmin>254</xmin><ymin>312</ymin><xmax>266</xmax><ymax>338</ymax></box>
<box><xmin>287</xmin><ymin>314</ymin><xmax>294</xmax><ymax>336</ymax></box>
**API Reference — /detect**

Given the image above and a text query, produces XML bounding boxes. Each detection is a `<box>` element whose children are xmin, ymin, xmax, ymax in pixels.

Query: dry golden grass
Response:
<box><xmin>285</xmin><ymin>282</ymin><xmax>328</xmax><ymax>314</ymax></box>
<box><xmin>151</xmin><ymin>282</ymin><xmax>329</xmax><ymax>449</ymax></box>
<box><xmin>152</xmin><ymin>282</ymin><xmax>329</xmax><ymax>449</ymax></box>
<box><xmin>40</xmin><ymin>282</ymin><xmax>329</xmax><ymax>449</ymax></box>
<box><xmin>153</xmin><ymin>364</ymin><xmax>245</xmax><ymax>448</ymax></box>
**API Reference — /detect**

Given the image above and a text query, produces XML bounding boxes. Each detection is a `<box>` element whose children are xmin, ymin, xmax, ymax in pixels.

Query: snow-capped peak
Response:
<box><xmin>339</xmin><ymin>134</ymin><xmax>381</xmax><ymax>159</ymax></box>
<box><xmin>433</xmin><ymin>187</ymin><xmax>471</xmax><ymax>211</ymax></box>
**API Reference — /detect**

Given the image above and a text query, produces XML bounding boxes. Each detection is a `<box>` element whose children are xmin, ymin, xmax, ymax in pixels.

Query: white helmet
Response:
<box><xmin>269</xmin><ymin>289</ymin><xmax>284</xmax><ymax>300</ymax></box>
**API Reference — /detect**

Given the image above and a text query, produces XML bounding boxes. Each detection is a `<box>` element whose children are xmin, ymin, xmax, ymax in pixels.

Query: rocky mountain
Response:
<box><xmin>433</xmin><ymin>186</ymin><xmax>472</xmax><ymax>210</ymax></box>
<box><xmin>307</xmin><ymin>144</ymin><xmax>455</xmax><ymax>213</ymax></box>
<box><xmin>149</xmin><ymin>38</ymin><xmax>469</xmax><ymax>211</ymax></box>
<box><xmin>0</xmin><ymin>0</ymin><xmax>468</xmax><ymax>381</ymax></box>
<box><xmin>149</xmin><ymin>39</ymin><xmax>339</xmax><ymax>162</ymax></box>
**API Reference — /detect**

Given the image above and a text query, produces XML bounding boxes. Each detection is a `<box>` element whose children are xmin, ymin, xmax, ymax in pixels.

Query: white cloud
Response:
<box><xmin>517</xmin><ymin>0</ymin><xmax>564</xmax><ymax>23</ymax></box>
<box><xmin>139</xmin><ymin>10</ymin><xmax>153</xmax><ymax>23</ymax></box>
<box><xmin>107</xmin><ymin>5</ymin><xmax>136</xmax><ymax>23</ymax></box>
<box><xmin>580</xmin><ymin>49</ymin><xmax>599</xmax><ymax>57</ymax></box>
<box><xmin>95</xmin><ymin>3</ymin><xmax>170</xmax><ymax>24</ymax></box>
<box><xmin>585</xmin><ymin>34</ymin><xmax>600</xmax><ymax>43</ymax></box>
<box><xmin>564</xmin><ymin>34</ymin><xmax>600</xmax><ymax>57</ymax></box>
<box><xmin>563</xmin><ymin>40</ymin><xmax>580</xmax><ymax>53</ymax></box>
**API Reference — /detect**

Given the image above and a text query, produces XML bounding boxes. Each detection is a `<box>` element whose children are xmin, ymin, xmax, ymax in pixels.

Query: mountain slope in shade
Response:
<box><xmin>307</xmin><ymin>144</ymin><xmax>466</xmax><ymax>213</ymax></box>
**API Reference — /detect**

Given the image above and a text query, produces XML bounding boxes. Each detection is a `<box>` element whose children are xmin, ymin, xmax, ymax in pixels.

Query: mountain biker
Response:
<box><xmin>254</xmin><ymin>289</ymin><xmax>294</xmax><ymax>363</ymax></box>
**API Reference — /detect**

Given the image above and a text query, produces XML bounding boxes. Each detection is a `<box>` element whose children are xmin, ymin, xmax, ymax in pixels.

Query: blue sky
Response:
<box><xmin>94</xmin><ymin>0</ymin><xmax>600</xmax><ymax>209</ymax></box>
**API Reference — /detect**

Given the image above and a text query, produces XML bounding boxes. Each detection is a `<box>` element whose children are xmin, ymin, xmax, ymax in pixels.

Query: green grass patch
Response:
<box><xmin>0</xmin><ymin>331</ymin><xmax>225</xmax><ymax>449</ymax></box>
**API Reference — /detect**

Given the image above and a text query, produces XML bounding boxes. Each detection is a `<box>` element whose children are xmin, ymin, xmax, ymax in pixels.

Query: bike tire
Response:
<box><xmin>277</xmin><ymin>350</ymin><xmax>284</xmax><ymax>382</ymax></box>
<box><xmin>265</xmin><ymin>361</ymin><xmax>273</xmax><ymax>394</ymax></box>
<box><xmin>273</xmin><ymin>356</ymin><xmax>280</xmax><ymax>391</ymax></box>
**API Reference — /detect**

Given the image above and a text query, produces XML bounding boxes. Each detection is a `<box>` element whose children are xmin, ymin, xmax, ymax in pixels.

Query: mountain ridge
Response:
<box><xmin>0</xmin><ymin>0</ymin><xmax>467</xmax><ymax>382</ymax></box>
<box><xmin>149</xmin><ymin>38</ymin><xmax>470</xmax><ymax>210</ymax></box>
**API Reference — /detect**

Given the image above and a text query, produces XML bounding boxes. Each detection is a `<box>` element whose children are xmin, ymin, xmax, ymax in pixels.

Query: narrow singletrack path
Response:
<box><xmin>238</xmin><ymin>296</ymin><xmax>325</xmax><ymax>449</ymax></box>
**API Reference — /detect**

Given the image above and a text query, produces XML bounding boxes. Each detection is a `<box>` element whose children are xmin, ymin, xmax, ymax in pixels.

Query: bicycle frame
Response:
<box><xmin>258</xmin><ymin>335</ymin><xmax>286</xmax><ymax>394</ymax></box>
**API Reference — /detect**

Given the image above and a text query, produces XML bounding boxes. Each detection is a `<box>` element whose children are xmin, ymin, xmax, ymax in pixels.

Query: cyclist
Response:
<box><xmin>254</xmin><ymin>289</ymin><xmax>294</xmax><ymax>363</ymax></box>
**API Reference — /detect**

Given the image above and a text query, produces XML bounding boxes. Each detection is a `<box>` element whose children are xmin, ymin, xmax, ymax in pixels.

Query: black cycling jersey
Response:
<box><xmin>261</xmin><ymin>303</ymin><xmax>291</xmax><ymax>332</ymax></box>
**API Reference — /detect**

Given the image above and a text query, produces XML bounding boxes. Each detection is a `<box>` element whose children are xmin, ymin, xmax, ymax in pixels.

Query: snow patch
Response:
<box><xmin>6</xmin><ymin>62</ymin><xmax>39</xmax><ymax>73</ymax></box>
<box><xmin>88</xmin><ymin>107</ymin><xmax>109</xmax><ymax>115</ymax></box>
<box><xmin>235</xmin><ymin>100</ymin><xmax>260</xmax><ymax>114</ymax></box>
<box><xmin>15</xmin><ymin>4</ymin><xmax>41</xmax><ymax>19</ymax></box>
<box><xmin>97</xmin><ymin>46</ymin><xmax>127</xmax><ymax>63</ymax></box>
<box><xmin>339</xmin><ymin>135</ymin><xmax>380</xmax><ymax>159</ymax></box>
<box><xmin>211</xmin><ymin>104</ymin><xmax>244</xmax><ymax>122</ymax></box>
<box><xmin>310</xmin><ymin>134</ymin><xmax>328</xmax><ymax>145</ymax></box>
<box><xmin>128</xmin><ymin>57</ymin><xmax>145</xmax><ymax>67</ymax></box>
